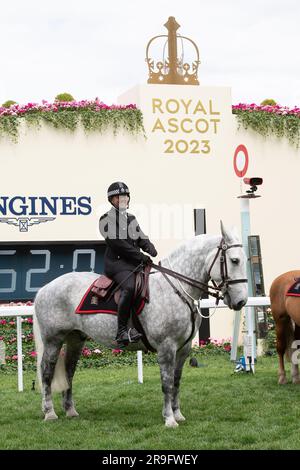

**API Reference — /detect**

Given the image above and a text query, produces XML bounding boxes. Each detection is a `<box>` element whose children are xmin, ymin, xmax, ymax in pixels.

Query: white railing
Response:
<box><xmin>0</xmin><ymin>296</ymin><xmax>270</xmax><ymax>391</ymax></box>
<box><xmin>0</xmin><ymin>306</ymin><xmax>34</xmax><ymax>392</ymax></box>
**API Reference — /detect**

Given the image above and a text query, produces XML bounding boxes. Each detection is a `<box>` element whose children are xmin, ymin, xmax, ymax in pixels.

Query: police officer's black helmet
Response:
<box><xmin>107</xmin><ymin>182</ymin><xmax>130</xmax><ymax>204</ymax></box>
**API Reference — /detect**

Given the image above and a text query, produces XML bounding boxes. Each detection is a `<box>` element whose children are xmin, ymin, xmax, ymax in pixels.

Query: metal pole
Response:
<box><xmin>16</xmin><ymin>316</ymin><xmax>23</xmax><ymax>392</ymax></box>
<box><xmin>240</xmin><ymin>197</ymin><xmax>256</xmax><ymax>373</ymax></box>
<box><xmin>230</xmin><ymin>311</ymin><xmax>241</xmax><ymax>361</ymax></box>
<box><xmin>137</xmin><ymin>350</ymin><xmax>143</xmax><ymax>383</ymax></box>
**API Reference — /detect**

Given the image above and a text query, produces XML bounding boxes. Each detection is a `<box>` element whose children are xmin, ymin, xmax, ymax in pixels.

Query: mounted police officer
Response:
<box><xmin>99</xmin><ymin>182</ymin><xmax>158</xmax><ymax>347</ymax></box>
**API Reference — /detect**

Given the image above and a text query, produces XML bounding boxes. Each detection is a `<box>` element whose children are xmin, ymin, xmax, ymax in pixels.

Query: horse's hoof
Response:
<box><xmin>174</xmin><ymin>410</ymin><xmax>186</xmax><ymax>422</ymax></box>
<box><xmin>66</xmin><ymin>408</ymin><xmax>79</xmax><ymax>418</ymax></box>
<box><xmin>278</xmin><ymin>375</ymin><xmax>288</xmax><ymax>385</ymax></box>
<box><xmin>292</xmin><ymin>376</ymin><xmax>300</xmax><ymax>385</ymax></box>
<box><xmin>165</xmin><ymin>417</ymin><xmax>179</xmax><ymax>428</ymax></box>
<box><xmin>44</xmin><ymin>410</ymin><xmax>58</xmax><ymax>421</ymax></box>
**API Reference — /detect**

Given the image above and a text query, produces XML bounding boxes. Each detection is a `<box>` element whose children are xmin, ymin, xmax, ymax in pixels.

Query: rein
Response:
<box><xmin>157</xmin><ymin>261</ymin><xmax>197</xmax><ymax>351</ymax></box>
<box><xmin>151</xmin><ymin>238</ymin><xmax>248</xmax><ymax>305</ymax></box>
<box><xmin>151</xmin><ymin>263</ymin><xmax>222</xmax><ymax>301</ymax></box>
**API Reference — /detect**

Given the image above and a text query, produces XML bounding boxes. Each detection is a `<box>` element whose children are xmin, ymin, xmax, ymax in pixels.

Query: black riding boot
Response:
<box><xmin>116</xmin><ymin>288</ymin><xmax>142</xmax><ymax>346</ymax></box>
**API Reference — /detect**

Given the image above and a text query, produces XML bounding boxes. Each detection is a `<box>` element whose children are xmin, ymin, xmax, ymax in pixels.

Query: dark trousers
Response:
<box><xmin>111</xmin><ymin>270</ymin><xmax>136</xmax><ymax>332</ymax></box>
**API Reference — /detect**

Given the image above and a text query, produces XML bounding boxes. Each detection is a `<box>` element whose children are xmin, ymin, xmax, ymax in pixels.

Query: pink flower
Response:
<box><xmin>112</xmin><ymin>348</ymin><xmax>123</xmax><ymax>355</ymax></box>
<box><xmin>29</xmin><ymin>351</ymin><xmax>37</xmax><ymax>357</ymax></box>
<box><xmin>0</xmin><ymin>320</ymin><xmax>7</xmax><ymax>325</ymax></box>
<box><xmin>12</xmin><ymin>355</ymin><xmax>18</xmax><ymax>360</ymax></box>
<box><xmin>82</xmin><ymin>347</ymin><xmax>92</xmax><ymax>357</ymax></box>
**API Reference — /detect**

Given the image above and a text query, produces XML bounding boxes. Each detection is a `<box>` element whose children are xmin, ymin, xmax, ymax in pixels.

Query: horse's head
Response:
<box><xmin>206</xmin><ymin>221</ymin><xmax>248</xmax><ymax>311</ymax></box>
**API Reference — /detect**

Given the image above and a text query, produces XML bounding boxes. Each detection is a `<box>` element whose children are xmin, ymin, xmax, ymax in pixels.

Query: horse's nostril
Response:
<box><xmin>236</xmin><ymin>300</ymin><xmax>246</xmax><ymax>310</ymax></box>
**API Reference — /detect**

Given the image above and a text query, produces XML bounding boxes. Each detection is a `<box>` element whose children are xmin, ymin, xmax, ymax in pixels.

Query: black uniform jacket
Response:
<box><xmin>99</xmin><ymin>206</ymin><xmax>156</xmax><ymax>276</ymax></box>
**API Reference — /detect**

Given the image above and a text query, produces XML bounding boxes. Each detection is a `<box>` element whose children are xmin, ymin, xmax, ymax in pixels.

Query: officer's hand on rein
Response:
<box><xmin>141</xmin><ymin>254</ymin><xmax>152</xmax><ymax>265</ymax></box>
<box><xmin>148</xmin><ymin>248</ymin><xmax>158</xmax><ymax>257</ymax></box>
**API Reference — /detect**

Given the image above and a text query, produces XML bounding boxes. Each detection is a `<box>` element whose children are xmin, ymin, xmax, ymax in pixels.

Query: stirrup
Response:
<box><xmin>116</xmin><ymin>329</ymin><xmax>129</xmax><ymax>346</ymax></box>
<box><xmin>128</xmin><ymin>328</ymin><xmax>142</xmax><ymax>343</ymax></box>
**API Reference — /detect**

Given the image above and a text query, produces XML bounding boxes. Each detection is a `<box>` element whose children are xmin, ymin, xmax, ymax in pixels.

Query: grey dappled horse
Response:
<box><xmin>33</xmin><ymin>223</ymin><xmax>248</xmax><ymax>427</ymax></box>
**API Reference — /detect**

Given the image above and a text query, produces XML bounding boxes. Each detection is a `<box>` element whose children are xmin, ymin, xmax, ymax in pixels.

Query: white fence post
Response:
<box><xmin>16</xmin><ymin>316</ymin><xmax>23</xmax><ymax>392</ymax></box>
<box><xmin>137</xmin><ymin>350</ymin><xmax>143</xmax><ymax>384</ymax></box>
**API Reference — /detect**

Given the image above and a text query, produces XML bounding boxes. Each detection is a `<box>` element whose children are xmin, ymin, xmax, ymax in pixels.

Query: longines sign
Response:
<box><xmin>0</xmin><ymin>196</ymin><xmax>92</xmax><ymax>232</ymax></box>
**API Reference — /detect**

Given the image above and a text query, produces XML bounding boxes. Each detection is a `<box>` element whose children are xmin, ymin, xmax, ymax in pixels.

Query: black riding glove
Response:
<box><xmin>148</xmin><ymin>247</ymin><xmax>158</xmax><ymax>257</ymax></box>
<box><xmin>140</xmin><ymin>253</ymin><xmax>152</xmax><ymax>265</ymax></box>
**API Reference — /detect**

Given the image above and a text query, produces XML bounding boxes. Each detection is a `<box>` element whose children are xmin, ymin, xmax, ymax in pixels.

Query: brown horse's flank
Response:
<box><xmin>270</xmin><ymin>270</ymin><xmax>300</xmax><ymax>384</ymax></box>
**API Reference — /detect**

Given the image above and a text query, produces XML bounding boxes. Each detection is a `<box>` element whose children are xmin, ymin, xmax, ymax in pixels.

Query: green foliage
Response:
<box><xmin>263</xmin><ymin>309</ymin><xmax>277</xmax><ymax>356</ymax></box>
<box><xmin>0</xmin><ymin>105</ymin><xmax>145</xmax><ymax>143</ymax></box>
<box><xmin>54</xmin><ymin>92</ymin><xmax>75</xmax><ymax>102</ymax></box>
<box><xmin>1</xmin><ymin>100</ymin><xmax>17</xmax><ymax>108</ymax></box>
<box><xmin>260</xmin><ymin>99</ymin><xmax>277</xmax><ymax>106</ymax></box>
<box><xmin>0</xmin><ymin>116</ymin><xmax>19</xmax><ymax>142</ymax></box>
<box><xmin>233</xmin><ymin>109</ymin><xmax>300</xmax><ymax>147</ymax></box>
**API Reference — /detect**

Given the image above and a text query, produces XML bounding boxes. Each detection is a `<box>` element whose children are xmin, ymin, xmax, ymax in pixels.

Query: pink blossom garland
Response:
<box><xmin>0</xmin><ymin>99</ymin><xmax>137</xmax><ymax>117</ymax></box>
<box><xmin>232</xmin><ymin>103</ymin><xmax>300</xmax><ymax>117</ymax></box>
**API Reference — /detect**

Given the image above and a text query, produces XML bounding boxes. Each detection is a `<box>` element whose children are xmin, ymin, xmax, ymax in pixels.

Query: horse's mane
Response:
<box><xmin>163</xmin><ymin>225</ymin><xmax>240</xmax><ymax>263</ymax></box>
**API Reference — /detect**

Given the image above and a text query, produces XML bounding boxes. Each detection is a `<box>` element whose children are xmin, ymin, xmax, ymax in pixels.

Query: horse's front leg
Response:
<box><xmin>172</xmin><ymin>342</ymin><xmax>192</xmax><ymax>423</ymax></box>
<box><xmin>157</xmin><ymin>342</ymin><xmax>177</xmax><ymax>428</ymax></box>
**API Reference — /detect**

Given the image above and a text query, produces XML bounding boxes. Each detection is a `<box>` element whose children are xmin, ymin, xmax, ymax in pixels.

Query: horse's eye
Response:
<box><xmin>231</xmin><ymin>258</ymin><xmax>240</xmax><ymax>265</ymax></box>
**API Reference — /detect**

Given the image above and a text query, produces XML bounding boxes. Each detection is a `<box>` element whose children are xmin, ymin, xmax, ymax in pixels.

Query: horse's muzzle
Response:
<box><xmin>232</xmin><ymin>299</ymin><xmax>247</xmax><ymax>311</ymax></box>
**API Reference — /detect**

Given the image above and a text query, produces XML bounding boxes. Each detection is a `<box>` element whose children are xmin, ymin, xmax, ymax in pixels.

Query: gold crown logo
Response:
<box><xmin>146</xmin><ymin>17</ymin><xmax>200</xmax><ymax>85</ymax></box>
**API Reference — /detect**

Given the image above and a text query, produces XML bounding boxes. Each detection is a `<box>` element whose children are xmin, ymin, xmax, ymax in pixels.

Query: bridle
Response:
<box><xmin>151</xmin><ymin>238</ymin><xmax>247</xmax><ymax>302</ymax></box>
<box><xmin>207</xmin><ymin>239</ymin><xmax>248</xmax><ymax>295</ymax></box>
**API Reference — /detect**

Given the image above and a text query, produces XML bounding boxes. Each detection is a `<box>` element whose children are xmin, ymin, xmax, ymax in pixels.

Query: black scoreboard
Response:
<box><xmin>0</xmin><ymin>241</ymin><xmax>105</xmax><ymax>301</ymax></box>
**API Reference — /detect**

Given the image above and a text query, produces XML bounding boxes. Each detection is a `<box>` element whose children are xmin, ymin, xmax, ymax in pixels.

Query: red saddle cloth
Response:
<box><xmin>75</xmin><ymin>266</ymin><xmax>151</xmax><ymax>315</ymax></box>
<box><xmin>286</xmin><ymin>278</ymin><xmax>300</xmax><ymax>297</ymax></box>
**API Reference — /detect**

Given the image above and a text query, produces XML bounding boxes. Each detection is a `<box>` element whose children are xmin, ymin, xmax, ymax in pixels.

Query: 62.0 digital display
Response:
<box><xmin>0</xmin><ymin>242</ymin><xmax>105</xmax><ymax>301</ymax></box>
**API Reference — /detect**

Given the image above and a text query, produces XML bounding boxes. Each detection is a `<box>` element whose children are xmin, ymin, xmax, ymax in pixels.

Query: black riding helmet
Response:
<box><xmin>107</xmin><ymin>182</ymin><xmax>130</xmax><ymax>205</ymax></box>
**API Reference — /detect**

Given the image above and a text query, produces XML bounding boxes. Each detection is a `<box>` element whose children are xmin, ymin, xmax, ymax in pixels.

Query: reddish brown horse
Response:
<box><xmin>270</xmin><ymin>270</ymin><xmax>300</xmax><ymax>384</ymax></box>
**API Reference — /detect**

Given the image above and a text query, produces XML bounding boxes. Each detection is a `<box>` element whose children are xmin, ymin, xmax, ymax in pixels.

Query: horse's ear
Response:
<box><xmin>231</xmin><ymin>225</ymin><xmax>240</xmax><ymax>241</ymax></box>
<box><xmin>220</xmin><ymin>220</ymin><xmax>231</xmax><ymax>242</ymax></box>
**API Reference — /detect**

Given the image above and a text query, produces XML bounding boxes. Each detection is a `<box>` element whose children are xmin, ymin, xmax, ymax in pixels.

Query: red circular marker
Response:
<box><xmin>233</xmin><ymin>144</ymin><xmax>249</xmax><ymax>177</ymax></box>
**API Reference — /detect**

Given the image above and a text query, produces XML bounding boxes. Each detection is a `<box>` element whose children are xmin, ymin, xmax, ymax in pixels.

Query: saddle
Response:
<box><xmin>91</xmin><ymin>264</ymin><xmax>151</xmax><ymax>306</ymax></box>
<box><xmin>286</xmin><ymin>278</ymin><xmax>300</xmax><ymax>297</ymax></box>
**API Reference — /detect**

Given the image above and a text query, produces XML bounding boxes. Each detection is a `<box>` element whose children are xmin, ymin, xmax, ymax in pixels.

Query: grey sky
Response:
<box><xmin>0</xmin><ymin>0</ymin><xmax>299</xmax><ymax>107</ymax></box>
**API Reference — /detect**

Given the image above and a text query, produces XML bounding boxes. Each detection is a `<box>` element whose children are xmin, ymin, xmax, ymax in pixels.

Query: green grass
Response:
<box><xmin>1</xmin><ymin>356</ymin><xmax>300</xmax><ymax>450</ymax></box>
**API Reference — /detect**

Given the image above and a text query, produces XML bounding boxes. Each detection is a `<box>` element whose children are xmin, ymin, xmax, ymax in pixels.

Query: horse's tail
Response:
<box><xmin>33</xmin><ymin>311</ymin><xmax>69</xmax><ymax>393</ymax></box>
